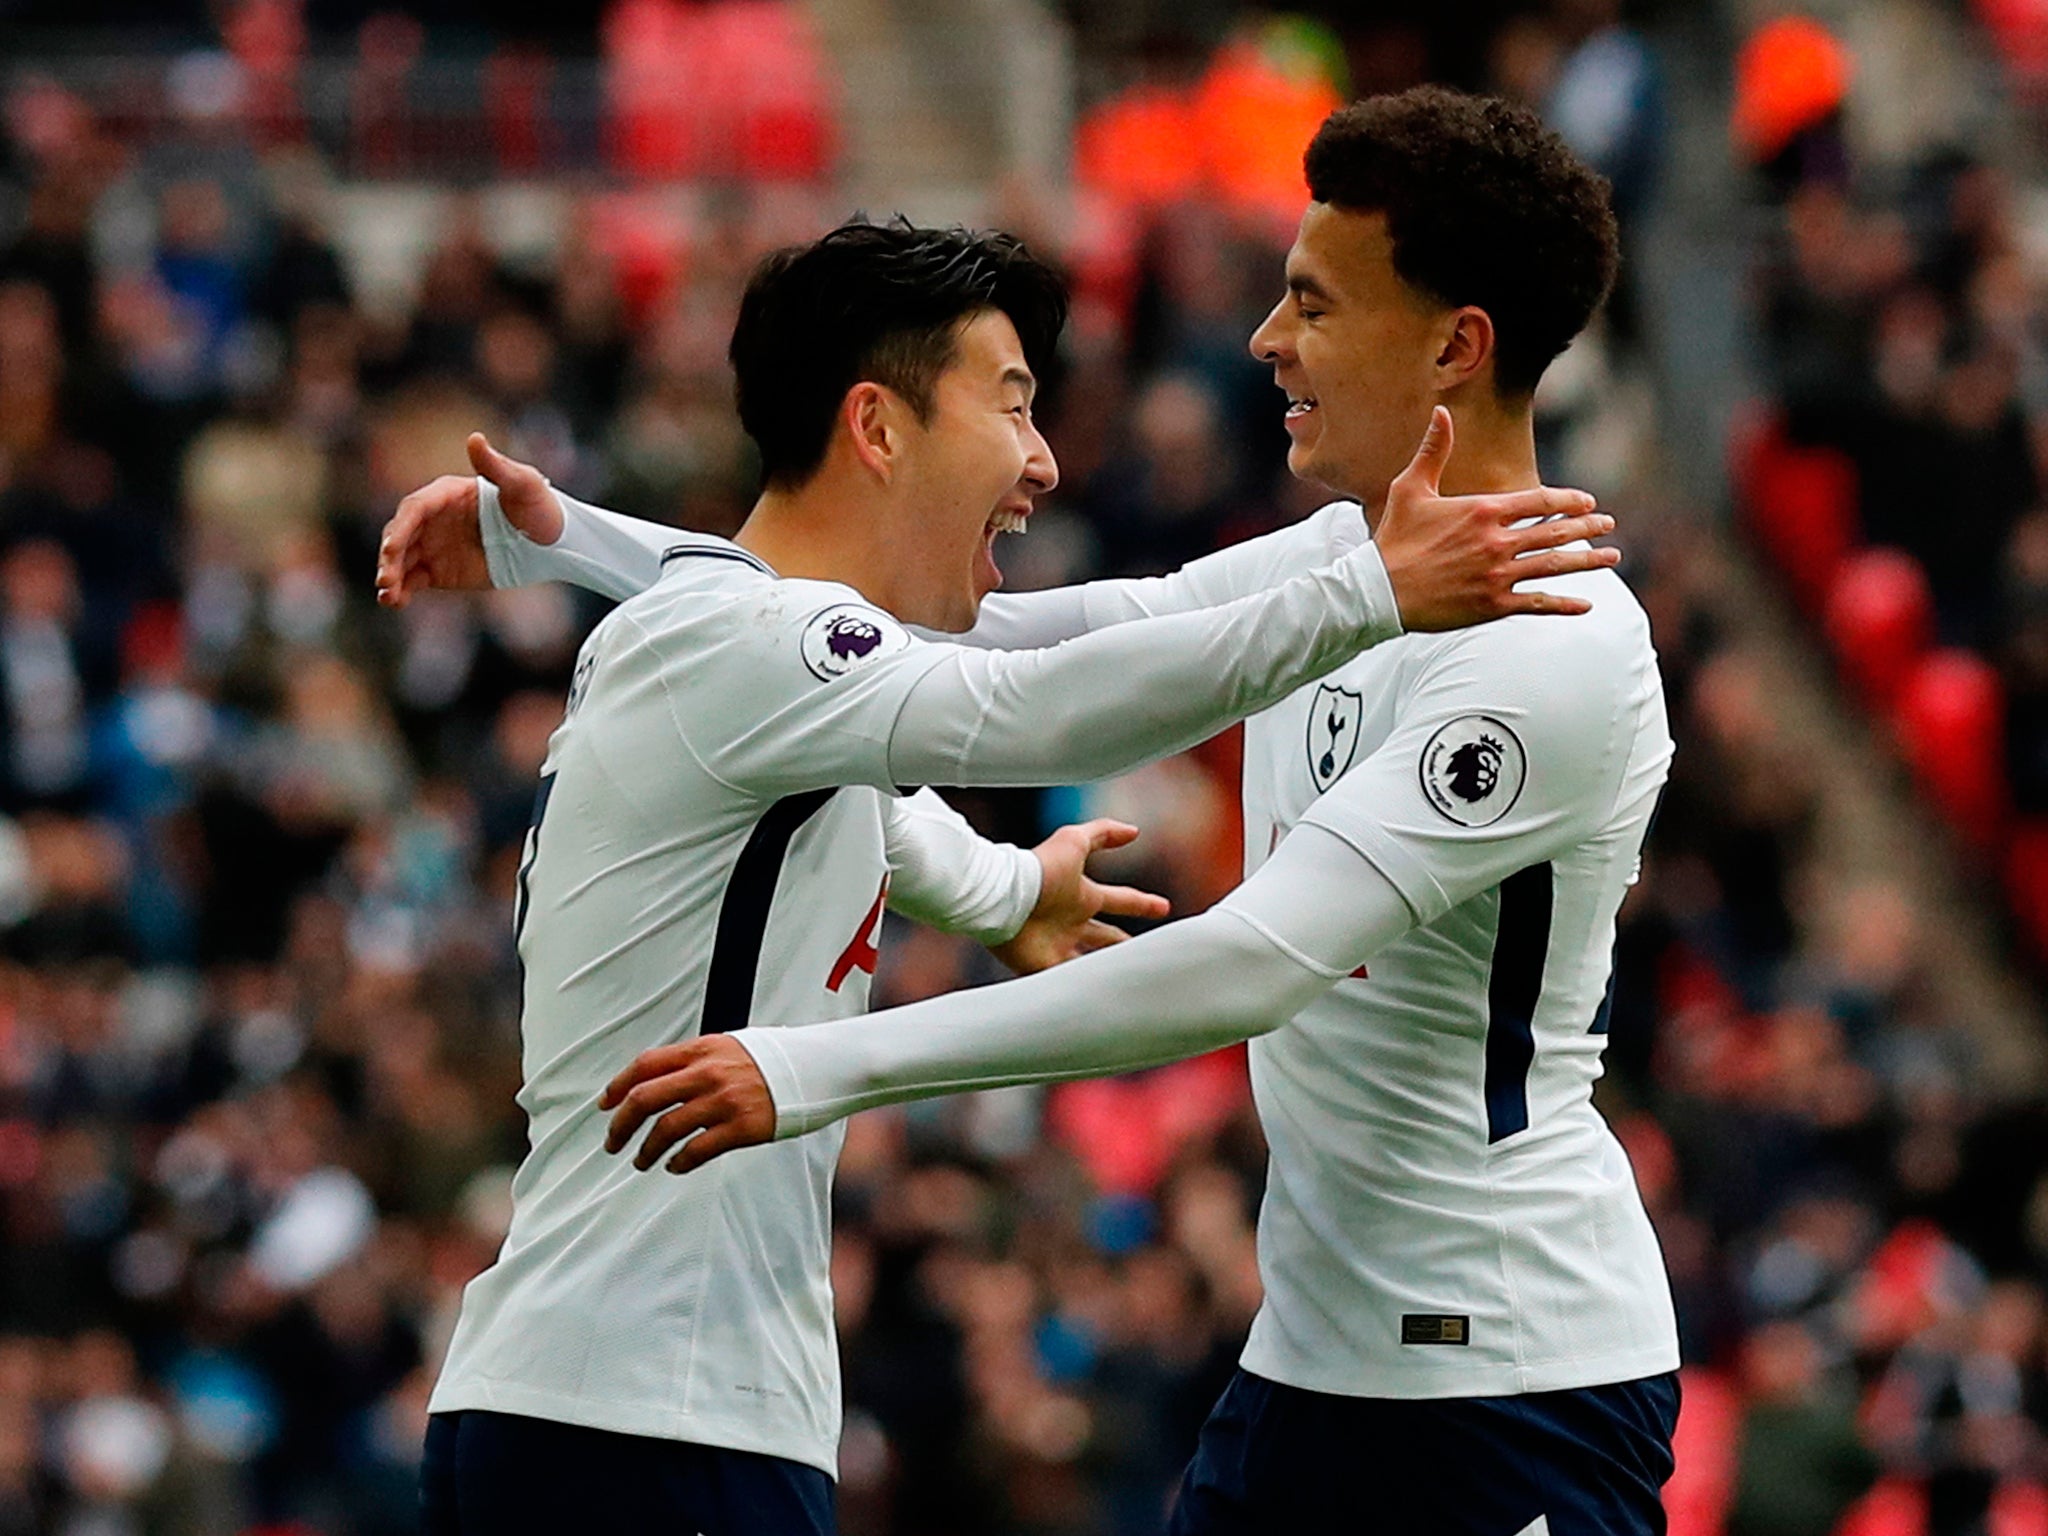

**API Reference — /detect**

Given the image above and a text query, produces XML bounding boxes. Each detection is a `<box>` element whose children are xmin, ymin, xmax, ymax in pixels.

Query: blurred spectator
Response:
<box><xmin>1726</xmin><ymin>1320</ymin><xmax>1878</xmax><ymax>1536</ymax></box>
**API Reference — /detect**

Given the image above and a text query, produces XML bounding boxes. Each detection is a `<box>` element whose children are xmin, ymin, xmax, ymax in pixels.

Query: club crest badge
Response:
<box><xmin>801</xmin><ymin>603</ymin><xmax>907</xmax><ymax>681</ymax></box>
<box><xmin>1306</xmin><ymin>684</ymin><xmax>1364</xmax><ymax>793</ymax></box>
<box><xmin>1419</xmin><ymin>715</ymin><xmax>1526</xmax><ymax>827</ymax></box>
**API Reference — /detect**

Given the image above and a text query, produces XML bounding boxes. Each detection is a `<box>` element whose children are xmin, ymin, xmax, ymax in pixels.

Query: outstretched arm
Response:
<box><xmin>378</xmin><ymin>415</ymin><xmax>1617</xmax><ymax>641</ymax></box>
<box><xmin>697</xmin><ymin>413</ymin><xmax>1616</xmax><ymax>797</ymax></box>
<box><xmin>598</xmin><ymin>611</ymin><xmax>1662</xmax><ymax>1169</ymax></box>
<box><xmin>600</xmin><ymin>823</ymin><xmax>1406</xmax><ymax>1169</ymax></box>
<box><xmin>375</xmin><ymin>434</ymin><xmax>678</xmax><ymax>607</ymax></box>
<box><xmin>373</xmin><ymin>431</ymin><xmax>1308</xmax><ymax>630</ymax></box>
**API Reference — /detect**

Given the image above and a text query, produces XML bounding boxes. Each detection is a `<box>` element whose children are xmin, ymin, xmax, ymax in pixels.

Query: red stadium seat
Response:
<box><xmin>1733</xmin><ymin>413</ymin><xmax>1860</xmax><ymax>612</ymax></box>
<box><xmin>1664</xmin><ymin>1367</ymin><xmax>1739</xmax><ymax>1536</ymax></box>
<box><xmin>1834</xmin><ymin>1478</ymin><xmax>1926</xmax><ymax>1536</ymax></box>
<box><xmin>604</xmin><ymin>0</ymin><xmax>705</xmax><ymax>178</ymax></box>
<box><xmin>1824</xmin><ymin>548</ymin><xmax>1934</xmax><ymax>711</ymax></box>
<box><xmin>1991</xmin><ymin>1482</ymin><xmax>2048</xmax><ymax>1536</ymax></box>
<box><xmin>2006</xmin><ymin>819</ymin><xmax>2048</xmax><ymax>959</ymax></box>
<box><xmin>716</xmin><ymin>3</ymin><xmax>834</xmax><ymax>179</ymax></box>
<box><xmin>1893</xmin><ymin>650</ymin><xmax>2008</xmax><ymax>849</ymax></box>
<box><xmin>485</xmin><ymin>47</ymin><xmax>554</xmax><ymax>174</ymax></box>
<box><xmin>1833</xmin><ymin>1477</ymin><xmax>2048</xmax><ymax>1536</ymax></box>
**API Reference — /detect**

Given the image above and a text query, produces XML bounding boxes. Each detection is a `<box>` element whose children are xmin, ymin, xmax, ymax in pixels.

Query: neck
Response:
<box><xmin>1362</xmin><ymin>391</ymin><xmax>1541</xmax><ymax>534</ymax></box>
<box><xmin>733</xmin><ymin>474</ymin><xmax>913</xmax><ymax>615</ymax></box>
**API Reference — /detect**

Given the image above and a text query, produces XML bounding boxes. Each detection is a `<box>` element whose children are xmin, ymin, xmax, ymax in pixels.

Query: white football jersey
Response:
<box><xmin>430</xmin><ymin>539</ymin><xmax>949</xmax><ymax>1475</ymax></box>
<box><xmin>1227</xmin><ymin>505</ymin><xmax>1680</xmax><ymax>1397</ymax></box>
<box><xmin>892</xmin><ymin>499</ymin><xmax>1680</xmax><ymax>1395</ymax></box>
<box><xmin>477</xmin><ymin>492</ymin><xmax>1681</xmax><ymax>1422</ymax></box>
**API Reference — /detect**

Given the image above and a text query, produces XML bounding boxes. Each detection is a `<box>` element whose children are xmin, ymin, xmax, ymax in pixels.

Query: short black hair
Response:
<box><xmin>728</xmin><ymin>217</ymin><xmax>1068</xmax><ymax>488</ymax></box>
<box><xmin>1304</xmin><ymin>87</ymin><xmax>1619</xmax><ymax>397</ymax></box>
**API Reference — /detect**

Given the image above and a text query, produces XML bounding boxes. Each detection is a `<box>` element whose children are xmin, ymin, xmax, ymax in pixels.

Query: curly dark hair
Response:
<box><xmin>1304</xmin><ymin>87</ymin><xmax>1619</xmax><ymax>397</ymax></box>
<box><xmin>729</xmin><ymin>217</ymin><xmax>1068</xmax><ymax>488</ymax></box>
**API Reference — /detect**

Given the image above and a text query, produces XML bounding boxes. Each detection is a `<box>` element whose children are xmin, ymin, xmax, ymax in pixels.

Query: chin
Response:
<box><xmin>927</xmin><ymin>593</ymin><xmax>980</xmax><ymax>634</ymax></box>
<box><xmin>1285</xmin><ymin>444</ymin><xmax>1339</xmax><ymax>497</ymax></box>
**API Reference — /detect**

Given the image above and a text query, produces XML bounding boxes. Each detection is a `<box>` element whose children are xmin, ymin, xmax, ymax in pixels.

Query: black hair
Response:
<box><xmin>728</xmin><ymin>217</ymin><xmax>1068</xmax><ymax>488</ymax></box>
<box><xmin>1304</xmin><ymin>87</ymin><xmax>1619</xmax><ymax>397</ymax></box>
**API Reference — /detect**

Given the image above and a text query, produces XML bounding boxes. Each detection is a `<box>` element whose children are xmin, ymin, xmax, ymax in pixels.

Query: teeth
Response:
<box><xmin>989</xmin><ymin>508</ymin><xmax>1029</xmax><ymax>534</ymax></box>
<box><xmin>1286</xmin><ymin>398</ymin><xmax>1318</xmax><ymax>418</ymax></box>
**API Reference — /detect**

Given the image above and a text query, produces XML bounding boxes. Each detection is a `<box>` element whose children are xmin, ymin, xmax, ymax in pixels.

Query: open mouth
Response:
<box><xmin>1285</xmin><ymin>394</ymin><xmax>1319</xmax><ymax>420</ymax></box>
<box><xmin>987</xmin><ymin>506</ymin><xmax>1030</xmax><ymax>535</ymax></box>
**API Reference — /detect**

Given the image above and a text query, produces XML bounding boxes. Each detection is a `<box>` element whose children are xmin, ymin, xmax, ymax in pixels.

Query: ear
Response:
<box><xmin>841</xmin><ymin>382</ymin><xmax>903</xmax><ymax>484</ymax></box>
<box><xmin>1434</xmin><ymin>307</ymin><xmax>1497</xmax><ymax>392</ymax></box>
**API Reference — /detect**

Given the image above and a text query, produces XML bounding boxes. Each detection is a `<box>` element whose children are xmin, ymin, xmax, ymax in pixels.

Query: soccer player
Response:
<box><xmin>382</xmin><ymin>216</ymin><xmax>1615</xmax><ymax>1536</ymax></box>
<box><xmin>593</xmin><ymin>89</ymin><xmax>1681</xmax><ymax>1534</ymax></box>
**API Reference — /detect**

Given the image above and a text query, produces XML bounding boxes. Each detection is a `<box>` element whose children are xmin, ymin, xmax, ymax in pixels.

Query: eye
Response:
<box><xmin>1298</xmin><ymin>302</ymin><xmax>1325</xmax><ymax>322</ymax></box>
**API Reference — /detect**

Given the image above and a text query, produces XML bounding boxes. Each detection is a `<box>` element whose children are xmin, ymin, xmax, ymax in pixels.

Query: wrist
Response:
<box><xmin>730</xmin><ymin>1030</ymin><xmax>798</xmax><ymax>1140</ymax></box>
<box><xmin>1352</xmin><ymin>541</ymin><xmax>1406</xmax><ymax>639</ymax></box>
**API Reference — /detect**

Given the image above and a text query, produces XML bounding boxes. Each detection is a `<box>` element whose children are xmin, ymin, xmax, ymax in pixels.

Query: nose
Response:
<box><xmin>1022</xmin><ymin>418</ymin><xmax>1058</xmax><ymax>496</ymax></box>
<box><xmin>1249</xmin><ymin>299</ymin><xmax>1291</xmax><ymax>364</ymax></box>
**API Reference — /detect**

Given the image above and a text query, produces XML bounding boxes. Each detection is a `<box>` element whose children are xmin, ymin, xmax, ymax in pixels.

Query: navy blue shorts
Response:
<box><xmin>421</xmin><ymin>1410</ymin><xmax>835</xmax><ymax>1536</ymax></box>
<box><xmin>1167</xmin><ymin>1369</ymin><xmax>1680</xmax><ymax>1536</ymax></box>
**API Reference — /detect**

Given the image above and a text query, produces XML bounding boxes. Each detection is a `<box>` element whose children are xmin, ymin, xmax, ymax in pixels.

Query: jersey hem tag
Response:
<box><xmin>1399</xmin><ymin>1314</ymin><xmax>1470</xmax><ymax>1346</ymax></box>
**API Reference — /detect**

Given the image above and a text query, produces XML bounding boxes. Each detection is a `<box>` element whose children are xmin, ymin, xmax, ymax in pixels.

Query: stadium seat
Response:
<box><xmin>1663</xmin><ymin>1367</ymin><xmax>1739</xmax><ymax>1536</ymax></box>
<box><xmin>707</xmin><ymin>3</ymin><xmax>834</xmax><ymax>179</ymax></box>
<box><xmin>1835</xmin><ymin>1476</ymin><xmax>2048</xmax><ymax>1536</ymax></box>
<box><xmin>1834</xmin><ymin>1479</ymin><xmax>1927</xmax><ymax>1536</ymax></box>
<box><xmin>1733</xmin><ymin>413</ymin><xmax>1860</xmax><ymax>612</ymax></box>
<box><xmin>1047</xmin><ymin>1048</ymin><xmax>1249</xmax><ymax>1197</ymax></box>
<box><xmin>484</xmin><ymin>48</ymin><xmax>554</xmax><ymax>174</ymax></box>
<box><xmin>1893</xmin><ymin>650</ymin><xmax>2007</xmax><ymax>849</ymax></box>
<box><xmin>2006</xmin><ymin>818</ymin><xmax>2048</xmax><ymax>958</ymax></box>
<box><xmin>1976</xmin><ymin>0</ymin><xmax>2048</xmax><ymax>88</ymax></box>
<box><xmin>604</xmin><ymin>0</ymin><xmax>705</xmax><ymax>177</ymax></box>
<box><xmin>1824</xmin><ymin>548</ymin><xmax>1934</xmax><ymax>711</ymax></box>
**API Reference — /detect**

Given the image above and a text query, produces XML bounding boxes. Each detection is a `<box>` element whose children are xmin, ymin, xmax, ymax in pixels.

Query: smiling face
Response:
<box><xmin>891</xmin><ymin>309</ymin><xmax>1058</xmax><ymax>631</ymax></box>
<box><xmin>1248</xmin><ymin>202</ymin><xmax>1458</xmax><ymax>509</ymax></box>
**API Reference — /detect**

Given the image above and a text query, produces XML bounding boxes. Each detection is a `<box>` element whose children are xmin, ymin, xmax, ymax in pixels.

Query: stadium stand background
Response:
<box><xmin>3</xmin><ymin>1</ymin><xmax>2048</xmax><ymax>1533</ymax></box>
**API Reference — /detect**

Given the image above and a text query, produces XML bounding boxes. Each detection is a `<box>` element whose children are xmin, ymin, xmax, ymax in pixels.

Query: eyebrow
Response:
<box><xmin>1000</xmin><ymin>366</ymin><xmax>1037</xmax><ymax>403</ymax></box>
<box><xmin>1287</xmin><ymin>272</ymin><xmax>1336</xmax><ymax>306</ymax></box>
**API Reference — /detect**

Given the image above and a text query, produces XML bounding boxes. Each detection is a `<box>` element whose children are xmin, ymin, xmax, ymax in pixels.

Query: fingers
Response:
<box><xmin>1506</xmin><ymin>511</ymin><xmax>1614</xmax><ymax>553</ymax></box>
<box><xmin>1390</xmin><ymin>406</ymin><xmax>1453</xmax><ymax>498</ymax></box>
<box><xmin>1077</xmin><ymin>819</ymin><xmax>1141</xmax><ymax>854</ymax></box>
<box><xmin>469</xmin><ymin>430</ymin><xmax>548</xmax><ymax>496</ymax></box>
<box><xmin>1511</xmin><ymin>547</ymin><xmax>1622</xmax><ymax>584</ymax></box>
<box><xmin>631</xmin><ymin>1091</ymin><xmax>723</xmax><ymax>1171</ymax></box>
<box><xmin>665</xmin><ymin>1120</ymin><xmax>757</xmax><ymax>1176</ymax></box>
<box><xmin>600</xmin><ymin>1042</ymin><xmax>697</xmax><ymax>1117</ymax></box>
<box><xmin>1492</xmin><ymin>487</ymin><xmax>1598</xmax><ymax>524</ymax></box>
<box><xmin>467</xmin><ymin>432</ymin><xmax>511</xmax><ymax>484</ymax></box>
<box><xmin>374</xmin><ymin>500</ymin><xmax>430</xmax><ymax>607</ymax></box>
<box><xmin>1091</xmin><ymin>882</ymin><xmax>1171</xmax><ymax>921</ymax></box>
<box><xmin>1500</xmin><ymin>589</ymin><xmax>1595</xmax><ymax>617</ymax></box>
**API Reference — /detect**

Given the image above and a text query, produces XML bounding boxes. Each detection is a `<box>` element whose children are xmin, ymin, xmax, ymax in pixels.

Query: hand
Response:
<box><xmin>374</xmin><ymin>433</ymin><xmax>567</xmax><ymax>608</ymax></box>
<box><xmin>598</xmin><ymin>1034</ymin><xmax>776</xmax><ymax>1174</ymax></box>
<box><xmin>1373</xmin><ymin>406</ymin><xmax>1620</xmax><ymax>632</ymax></box>
<box><xmin>990</xmin><ymin>819</ymin><xmax>1171</xmax><ymax>974</ymax></box>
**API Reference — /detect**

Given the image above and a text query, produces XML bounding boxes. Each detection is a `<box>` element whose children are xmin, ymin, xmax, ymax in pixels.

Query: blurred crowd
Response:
<box><xmin>0</xmin><ymin>3</ymin><xmax>2043</xmax><ymax>1536</ymax></box>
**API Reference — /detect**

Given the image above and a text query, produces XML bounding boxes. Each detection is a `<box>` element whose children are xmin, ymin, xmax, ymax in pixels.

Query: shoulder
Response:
<box><xmin>624</xmin><ymin>570</ymin><xmax>922</xmax><ymax>686</ymax></box>
<box><xmin>1393</xmin><ymin>570</ymin><xmax>1659</xmax><ymax>784</ymax></box>
<box><xmin>1299</xmin><ymin>500</ymin><xmax>1370</xmax><ymax>560</ymax></box>
<box><xmin>1410</xmin><ymin>568</ymin><xmax>1654</xmax><ymax>696</ymax></box>
<box><xmin>1216</xmin><ymin>500</ymin><xmax>1366</xmax><ymax>575</ymax></box>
